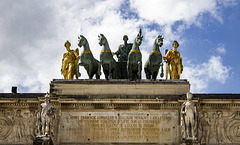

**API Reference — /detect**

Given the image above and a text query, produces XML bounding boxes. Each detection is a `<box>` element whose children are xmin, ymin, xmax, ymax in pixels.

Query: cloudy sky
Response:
<box><xmin>0</xmin><ymin>0</ymin><xmax>239</xmax><ymax>93</ymax></box>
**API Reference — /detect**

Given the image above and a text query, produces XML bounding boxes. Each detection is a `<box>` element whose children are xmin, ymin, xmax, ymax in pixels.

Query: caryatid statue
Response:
<box><xmin>164</xmin><ymin>40</ymin><xmax>183</xmax><ymax>79</ymax></box>
<box><xmin>61</xmin><ymin>40</ymin><xmax>80</xmax><ymax>79</ymax></box>
<box><xmin>37</xmin><ymin>93</ymin><xmax>56</xmax><ymax>137</ymax></box>
<box><xmin>180</xmin><ymin>92</ymin><xmax>198</xmax><ymax>141</ymax></box>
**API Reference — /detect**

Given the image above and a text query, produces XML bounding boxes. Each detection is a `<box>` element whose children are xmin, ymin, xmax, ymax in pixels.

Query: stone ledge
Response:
<box><xmin>59</xmin><ymin>143</ymin><xmax>176</xmax><ymax>145</ymax></box>
<box><xmin>51</xmin><ymin>79</ymin><xmax>189</xmax><ymax>84</ymax></box>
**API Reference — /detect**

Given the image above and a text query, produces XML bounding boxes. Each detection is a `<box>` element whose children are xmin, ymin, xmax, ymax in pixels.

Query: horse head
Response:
<box><xmin>98</xmin><ymin>34</ymin><xmax>106</xmax><ymax>46</ymax></box>
<box><xmin>135</xmin><ymin>29</ymin><xmax>143</xmax><ymax>46</ymax></box>
<box><xmin>156</xmin><ymin>35</ymin><xmax>164</xmax><ymax>47</ymax></box>
<box><xmin>78</xmin><ymin>35</ymin><xmax>86</xmax><ymax>47</ymax></box>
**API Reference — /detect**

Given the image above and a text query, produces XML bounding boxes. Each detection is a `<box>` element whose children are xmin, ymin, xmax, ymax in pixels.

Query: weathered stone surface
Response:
<box><xmin>50</xmin><ymin>79</ymin><xmax>190</xmax><ymax>96</ymax></box>
<box><xmin>60</xmin><ymin>111</ymin><xmax>178</xmax><ymax>143</ymax></box>
<box><xmin>0</xmin><ymin>80</ymin><xmax>239</xmax><ymax>144</ymax></box>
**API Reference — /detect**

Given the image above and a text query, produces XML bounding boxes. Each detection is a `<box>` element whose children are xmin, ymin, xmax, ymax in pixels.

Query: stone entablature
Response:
<box><xmin>0</xmin><ymin>80</ymin><xmax>239</xmax><ymax>144</ymax></box>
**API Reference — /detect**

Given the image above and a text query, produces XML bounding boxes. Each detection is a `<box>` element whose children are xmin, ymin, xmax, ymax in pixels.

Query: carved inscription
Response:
<box><xmin>60</xmin><ymin>112</ymin><xmax>178</xmax><ymax>143</ymax></box>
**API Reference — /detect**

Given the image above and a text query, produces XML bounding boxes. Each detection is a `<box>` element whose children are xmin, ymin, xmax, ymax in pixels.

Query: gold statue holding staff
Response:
<box><xmin>61</xmin><ymin>40</ymin><xmax>80</xmax><ymax>79</ymax></box>
<box><xmin>164</xmin><ymin>40</ymin><xmax>183</xmax><ymax>79</ymax></box>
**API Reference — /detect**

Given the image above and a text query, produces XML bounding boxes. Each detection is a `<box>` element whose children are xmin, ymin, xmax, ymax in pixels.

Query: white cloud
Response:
<box><xmin>130</xmin><ymin>0</ymin><xmax>218</xmax><ymax>25</ymax></box>
<box><xmin>216</xmin><ymin>47</ymin><xmax>226</xmax><ymax>54</ymax></box>
<box><xmin>182</xmin><ymin>55</ymin><xmax>231</xmax><ymax>92</ymax></box>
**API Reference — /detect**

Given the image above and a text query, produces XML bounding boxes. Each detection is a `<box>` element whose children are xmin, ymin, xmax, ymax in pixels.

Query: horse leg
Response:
<box><xmin>107</xmin><ymin>62</ymin><xmax>111</xmax><ymax>79</ymax></box>
<box><xmin>89</xmin><ymin>63</ymin><xmax>93</xmax><ymax>79</ymax></box>
<box><xmin>144</xmin><ymin>67</ymin><xmax>150</xmax><ymax>79</ymax></box>
<box><xmin>103</xmin><ymin>69</ymin><xmax>108</xmax><ymax>80</ymax></box>
<box><xmin>137</xmin><ymin>61</ymin><xmax>142</xmax><ymax>79</ymax></box>
<box><xmin>160</xmin><ymin>63</ymin><xmax>164</xmax><ymax>78</ymax></box>
<box><xmin>150</xmin><ymin>62</ymin><xmax>153</xmax><ymax>79</ymax></box>
<box><xmin>129</xmin><ymin>65</ymin><xmax>133</xmax><ymax>80</ymax></box>
<box><xmin>112</xmin><ymin>62</ymin><xmax>117</xmax><ymax>79</ymax></box>
<box><xmin>97</xmin><ymin>61</ymin><xmax>101</xmax><ymax>79</ymax></box>
<box><xmin>152</xmin><ymin>70</ymin><xmax>158</xmax><ymax>80</ymax></box>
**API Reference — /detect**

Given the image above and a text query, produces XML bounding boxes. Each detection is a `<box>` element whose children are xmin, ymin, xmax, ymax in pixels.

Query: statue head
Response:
<box><xmin>212</xmin><ymin>113</ymin><xmax>216</xmax><ymax>118</ymax></box>
<box><xmin>172</xmin><ymin>40</ymin><xmax>179</xmax><ymax>48</ymax></box>
<box><xmin>217</xmin><ymin>110</ymin><xmax>223</xmax><ymax>118</ymax></box>
<box><xmin>64</xmin><ymin>40</ymin><xmax>71</xmax><ymax>51</ymax></box>
<box><xmin>123</xmin><ymin>35</ymin><xmax>128</xmax><ymax>42</ymax></box>
<box><xmin>203</xmin><ymin>112</ymin><xmax>208</xmax><ymax>118</ymax></box>
<box><xmin>16</xmin><ymin>109</ymin><xmax>21</xmax><ymax>115</ymax></box>
<box><xmin>45</xmin><ymin>93</ymin><xmax>50</xmax><ymax>103</ymax></box>
<box><xmin>135</xmin><ymin>29</ymin><xmax>143</xmax><ymax>46</ymax></box>
<box><xmin>186</xmin><ymin>92</ymin><xmax>193</xmax><ymax>100</ymax></box>
<box><xmin>78</xmin><ymin>35</ymin><xmax>86</xmax><ymax>47</ymax></box>
<box><xmin>156</xmin><ymin>35</ymin><xmax>164</xmax><ymax>47</ymax></box>
<box><xmin>98</xmin><ymin>34</ymin><xmax>106</xmax><ymax>46</ymax></box>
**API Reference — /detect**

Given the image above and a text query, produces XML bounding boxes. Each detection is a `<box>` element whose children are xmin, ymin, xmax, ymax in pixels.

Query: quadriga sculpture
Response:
<box><xmin>127</xmin><ymin>29</ymin><xmax>143</xmax><ymax>80</ymax></box>
<box><xmin>77</xmin><ymin>35</ymin><xmax>101</xmax><ymax>79</ymax></box>
<box><xmin>98</xmin><ymin>34</ymin><xmax>117</xmax><ymax>79</ymax></box>
<box><xmin>144</xmin><ymin>35</ymin><xmax>164</xmax><ymax>80</ymax></box>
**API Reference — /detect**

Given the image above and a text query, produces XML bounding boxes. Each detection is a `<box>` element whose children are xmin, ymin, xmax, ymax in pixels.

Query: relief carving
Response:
<box><xmin>215</xmin><ymin>111</ymin><xmax>226</xmax><ymax>143</ymax></box>
<box><xmin>199</xmin><ymin>112</ymin><xmax>210</xmax><ymax>144</ymax></box>
<box><xmin>14</xmin><ymin>109</ymin><xmax>26</xmax><ymax>142</ymax></box>
<box><xmin>0</xmin><ymin>110</ymin><xmax>13</xmax><ymax>141</ymax></box>
<box><xmin>198</xmin><ymin>111</ymin><xmax>240</xmax><ymax>144</ymax></box>
<box><xmin>226</xmin><ymin>111</ymin><xmax>240</xmax><ymax>143</ymax></box>
<box><xmin>209</xmin><ymin>113</ymin><xmax>217</xmax><ymax>144</ymax></box>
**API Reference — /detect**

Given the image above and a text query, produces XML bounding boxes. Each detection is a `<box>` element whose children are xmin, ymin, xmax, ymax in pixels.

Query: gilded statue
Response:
<box><xmin>180</xmin><ymin>92</ymin><xmax>198</xmax><ymax>141</ymax></box>
<box><xmin>164</xmin><ymin>41</ymin><xmax>183</xmax><ymax>79</ymax></box>
<box><xmin>61</xmin><ymin>40</ymin><xmax>80</xmax><ymax>79</ymax></box>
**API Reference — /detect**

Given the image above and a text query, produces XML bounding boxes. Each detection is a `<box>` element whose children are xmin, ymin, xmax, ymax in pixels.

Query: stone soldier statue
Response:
<box><xmin>34</xmin><ymin>93</ymin><xmax>55</xmax><ymax>145</ymax></box>
<box><xmin>37</xmin><ymin>93</ymin><xmax>55</xmax><ymax>137</ymax></box>
<box><xmin>180</xmin><ymin>92</ymin><xmax>198</xmax><ymax>141</ymax></box>
<box><xmin>114</xmin><ymin>35</ymin><xmax>132</xmax><ymax>79</ymax></box>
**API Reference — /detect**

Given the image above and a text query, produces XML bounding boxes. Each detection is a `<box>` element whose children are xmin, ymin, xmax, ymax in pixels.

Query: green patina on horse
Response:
<box><xmin>127</xmin><ymin>29</ymin><xmax>143</xmax><ymax>80</ymax></box>
<box><xmin>77</xmin><ymin>35</ymin><xmax>101</xmax><ymax>79</ymax></box>
<box><xmin>144</xmin><ymin>35</ymin><xmax>164</xmax><ymax>80</ymax></box>
<box><xmin>98</xmin><ymin>34</ymin><xmax>117</xmax><ymax>79</ymax></box>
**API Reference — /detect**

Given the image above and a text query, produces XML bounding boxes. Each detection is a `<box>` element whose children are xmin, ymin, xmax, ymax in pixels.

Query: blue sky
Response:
<box><xmin>0</xmin><ymin>0</ymin><xmax>239</xmax><ymax>93</ymax></box>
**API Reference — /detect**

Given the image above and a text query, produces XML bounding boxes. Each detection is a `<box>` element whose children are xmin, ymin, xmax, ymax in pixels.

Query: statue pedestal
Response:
<box><xmin>33</xmin><ymin>136</ymin><xmax>53</xmax><ymax>145</ymax></box>
<box><xmin>181</xmin><ymin>139</ymin><xmax>200</xmax><ymax>145</ymax></box>
<box><xmin>50</xmin><ymin>79</ymin><xmax>190</xmax><ymax>97</ymax></box>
